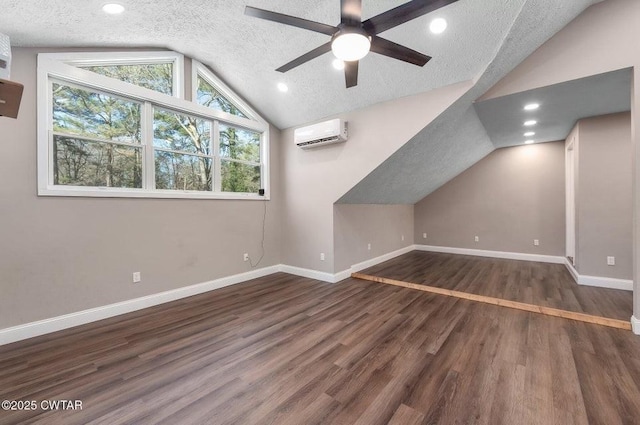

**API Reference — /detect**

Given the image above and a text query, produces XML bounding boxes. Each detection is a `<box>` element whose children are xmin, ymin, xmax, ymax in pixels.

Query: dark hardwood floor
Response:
<box><xmin>1</xmin><ymin>271</ymin><xmax>639</xmax><ymax>424</ymax></box>
<box><xmin>361</xmin><ymin>251</ymin><xmax>633</xmax><ymax>321</ymax></box>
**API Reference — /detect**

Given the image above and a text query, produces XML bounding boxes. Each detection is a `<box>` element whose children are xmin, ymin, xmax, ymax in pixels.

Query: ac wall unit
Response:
<box><xmin>294</xmin><ymin>118</ymin><xmax>348</xmax><ymax>149</ymax></box>
<box><xmin>0</xmin><ymin>33</ymin><xmax>24</xmax><ymax>119</ymax></box>
<box><xmin>0</xmin><ymin>33</ymin><xmax>10</xmax><ymax>79</ymax></box>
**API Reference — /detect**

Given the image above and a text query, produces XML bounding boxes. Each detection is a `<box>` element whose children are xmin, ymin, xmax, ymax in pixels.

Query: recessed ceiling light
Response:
<box><xmin>102</xmin><ymin>3</ymin><xmax>125</xmax><ymax>14</ymax></box>
<box><xmin>524</xmin><ymin>131</ymin><xmax>535</xmax><ymax>137</ymax></box>
<box><xmin>524</xmin><ymin>103</ymin><xmax>540</xmax><ymax>111</ymax></box>
<box><xmin>429</xmin><ymin>18</ymin><xmax>447</xmax><ymax>34</ymax></box>
<box><xmin>524</xmin><ymin>140</ymin><xmax>535</xmax><ymax>144</ymax></box>
<box><xmin>332</xmin><ymin>59</ymin><xmax>345</xmax><ymax>70</ymax></box>
<box><xmin>277</xmin><ymin>82</ymin><xmax>288</xmax><ymax>93</ymax></box>
<box><xmin>524</xmin><ymin>120</ymin><xmax>537</xmax><ymax>126</ymax></box>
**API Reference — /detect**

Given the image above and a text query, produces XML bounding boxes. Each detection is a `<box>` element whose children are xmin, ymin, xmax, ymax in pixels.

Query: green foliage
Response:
<box><xmin>219</xmin><ymin>125</ymin><xmax>261</xmax><ymax>193</ymax></box>
<box><xmin>52</xmin><ymin>83</ymin><xmax>142</xmax><ymax>187</ymax></box>
<box><xmin>54</xmin><ymin>136</ymin><xmax>142</xmax><ymax>188</ymax></box>
<box><xmin>197</xmin><ymin>76</ymin><xmax>247</xmax><ymax>118</ymax></box>
<box><xmin>85</xmin><ymin>63</ymin><xmax>173</xmax><ymax>95</ymax></box>
<box><xmin>53</xmin><ymin>83</ymin><xmax>141</xmax><ymax>143</ymax></box>
<box><xmin>221</xmin><ymin>160</ymin><xmax>260</xmax><ymax>193</ymax></box>
<box><xmin>155</xmin><ymin>151</ymin><xmax>212</xmax><ymax>191</ymax></box>
<box><xmin>52</xmin><ymin>66</ymin><xmax>261</xmax><ymax>193</ymax></box>
<box><xmin>153</xmin><ymin>109</ymin><xmax>212</xmax><ymax>191</ymax></box>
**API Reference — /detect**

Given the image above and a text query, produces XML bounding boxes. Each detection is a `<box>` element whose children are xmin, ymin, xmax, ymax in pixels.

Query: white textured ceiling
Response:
<box><xmin>0</xmin><ymin>0</ymin><xmax>605</xmax><ymax>205</ymax></box>
<box><xmin>339</xmin><ymin>0</ymin><xmax>603</xmax><ymax>204</ymax></box>
<box><xmin>474</xmin><ymin>68</ymin><xmax>632</xmax><ymax>148</ymax></box>
<box><xmin>3</xmin><ymin>0</ymin><xmax>530</xmax><ymax>129</ymax></box>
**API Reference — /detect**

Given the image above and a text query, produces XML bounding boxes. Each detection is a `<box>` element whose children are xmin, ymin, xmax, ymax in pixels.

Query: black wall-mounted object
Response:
<box><xmin>0</xmin><ymin>78</ymin><xmax>23</xmax><ymax>119</ymax></box>
<box><xmin>258</xmin><ymin>188</ymin><xmax>265</xmax><ymax>196</ymax></box>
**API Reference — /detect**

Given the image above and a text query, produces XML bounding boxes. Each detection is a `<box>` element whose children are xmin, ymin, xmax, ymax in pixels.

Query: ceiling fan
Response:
<box><xmin>245</xmin><ymin>0</ymin><xmax>459</xmax><ymax>88</ymax></box>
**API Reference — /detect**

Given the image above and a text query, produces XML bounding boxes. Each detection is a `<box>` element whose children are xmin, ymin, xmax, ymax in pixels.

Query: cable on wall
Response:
<box><xmin>248</xmin><ymin>199</ymin><xmax>267</xmax><ymax>268</ymax></box>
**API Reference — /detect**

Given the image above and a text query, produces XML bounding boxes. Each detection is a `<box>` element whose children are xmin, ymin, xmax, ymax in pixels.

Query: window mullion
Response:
<box><xmin>143</xmin><ymin>102</ymin><xmax>155</xmax><ymax>190</ymax></box>
<box><xmin>39</xmin><ymin>52</ymin><xmax>269</xmax><ymax>198</ymax></box>
<box><xmin>213</xmin><ymin>120</ymin><xmax>222</xmax><ymax>193</ymax></box>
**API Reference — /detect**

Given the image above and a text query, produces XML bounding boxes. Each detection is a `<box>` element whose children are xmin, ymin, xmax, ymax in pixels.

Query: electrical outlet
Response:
<box><xmin>607</xmin><ymin>256</ymin><xmax>615</xmax><ymax>266</ymax></box>
<box><xmin>401</xmin><ymin>235</ymin><xmax>405</xmax><ymax>241</ymax></box>
<box><xmin>367</xmin><ymin>243</ymin><xmax>371</xmax><ymax>251</ymax></box>
<box><xmin>423</xmin><ymin>233</ymin><xmax>427</xmax><ymax>239</ymax></box>
<box><xmin>132</xmin><ymin>272</ymin><xmax>141</xmax><ymax>283</ymax></box>
<box><xmin>243</xmin><ymin>253</ymin><xmax>249</xmax><ymax>262</ymax></box>
<box><xmin>534</xmin><ymin>239</ymin><xmax>539</xmax><ymax>246</ymax></box>
<box><xmin>474</xmin><ymin>236</ymin><xmax>479</xmax><ymax>242</ymax></box>
<box><xmin>320</xmin><ymin>253</ymin><xmax>325</xmax><ymax>261</ymax></box>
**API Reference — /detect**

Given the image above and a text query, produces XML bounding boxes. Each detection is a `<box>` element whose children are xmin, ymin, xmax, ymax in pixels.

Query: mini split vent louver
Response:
<box><xmin>294</xmin><ymin>118</ymin><xmax>348</xmax><ymax>149</ymax></box>
<box><xmin>0</xmin><ymin>33</ymin><xmax>11</xmax><ymax>79</ymax></box>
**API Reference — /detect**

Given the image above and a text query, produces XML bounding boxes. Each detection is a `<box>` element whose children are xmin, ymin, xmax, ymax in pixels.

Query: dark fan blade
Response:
<box><xmin>345</xmin><ymin>60</ymin><xmax>359</xmax><ymax>88</ymax></box>
<box><xmin>370</xmin><ymin>36</ymin><xmax>431</xmax><ymax>66</ymax></box>
<box><xmin>363</xmin><ymin>0</ymin><xmax>459</xmax><ymax>35</ymax></box>
<box><xmin>341</xmin><ymin>0</ymin><xmax>362</xmax><ymax>25</ymax></box>
<box><xmin>276</xmin><ymin>42</ymin><xmax>333</xmax><ymax>73</ymax></box>
<box><xmin>245</xmin><ymin>6</ymin><xmax>337</xmax><ymax>36</ymax></box>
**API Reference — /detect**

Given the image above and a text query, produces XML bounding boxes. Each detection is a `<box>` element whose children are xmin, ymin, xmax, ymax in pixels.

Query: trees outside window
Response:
<box><xmin>38</xmin><ymin>52</ymin><xmax>268</xmax><ymax>199</ymax></box>
<box><xmin>52</xmin><ymin>83</ymin><xmax>142</xmax><ymax>188</ymax></box>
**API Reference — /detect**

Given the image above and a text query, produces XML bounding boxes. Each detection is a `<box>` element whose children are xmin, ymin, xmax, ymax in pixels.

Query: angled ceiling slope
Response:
<box><xmin>0</xmin><ymin>0</ymin><xmax>562</xmax><ymax>129</ymax></box>
<box><xmin>474</xmin><ymin>68</ymin><xmax>632</xmax><ymax>148</ymax></box>
<box><xmin>338</xmin><ymin>0</ymin><xmax>602</xmax><ymax>204</ymax></box>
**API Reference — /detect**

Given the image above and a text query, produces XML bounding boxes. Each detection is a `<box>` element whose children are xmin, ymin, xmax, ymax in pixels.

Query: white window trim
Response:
<box><xmin>37</xmin><ymin>52</ymin><xmax>270</xmax><ymax>200</ymax></box>
<box><xmin>192</xmin><ymin>60</ymin><xmax>264</xmax><ymax>124</ymax></box>
<box><xmin>192</xmin><ymin>61</ymin><xmax>270</xmax><ymax>200</ymax></box>
<box><xmin>42</xmin><ymin>51</ymin><xmax>185</xmax><ymax>99</ymax></box>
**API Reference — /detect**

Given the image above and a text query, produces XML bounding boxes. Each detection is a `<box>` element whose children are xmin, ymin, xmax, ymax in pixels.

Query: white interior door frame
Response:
<box><xmin>566</xmin><ymin>139</ymin><xmax>576</xmax><ymax>265</ymax></box>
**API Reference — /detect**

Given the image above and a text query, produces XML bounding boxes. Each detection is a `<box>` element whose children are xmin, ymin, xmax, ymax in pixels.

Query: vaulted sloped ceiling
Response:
<box><xmin>338</xmin><ymin>0</ymin><xmax>603</xmax><ymax>204</ymax></box>
<box><xmin>0</xmin><ymin>0</ymin><xmax>596</xmax><ymax>129</ymax></box>
<box><xmin>0</xmin><ymin>0</ymin><xmax>603</xmax><ymax>205</ymax></box>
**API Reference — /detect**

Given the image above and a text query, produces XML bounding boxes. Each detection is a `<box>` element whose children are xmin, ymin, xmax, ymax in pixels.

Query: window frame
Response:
<box><xmin>192</xmin><ymin>60</ymin><xmax>259</xmax><ymax>121</ymax></box>
<box><xmin>37</xmin><ymin>52</ymin><xmax>270</xmax><ymax>200</ymax></box>
<box><xmin>42</xmin><ymin>51</ymin><xmax>185</xmax><ymax>98</ymax></box>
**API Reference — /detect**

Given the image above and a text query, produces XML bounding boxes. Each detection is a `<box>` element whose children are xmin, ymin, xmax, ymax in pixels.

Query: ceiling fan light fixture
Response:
<box><xmin>331</xmin><ymin>30</ymin><xmax>371</xmax><ymax>62</ymax></box>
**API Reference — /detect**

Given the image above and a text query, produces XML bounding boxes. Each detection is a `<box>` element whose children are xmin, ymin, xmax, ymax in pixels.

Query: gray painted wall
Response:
<box><xmin>280</xmin><ymin>81</ymin><xmax>472</xmax><ymax>274</ymax></box>
<box><xmin>573</xmin><ymin>113</ymin><xmax>632</xmax><ymax>279</ymax></box>
<box><xmin>414</xmin><ymin>142</ymin><xmax>566</xmax><ymax>256</ymax></box>
<box><xmin>333</xmin><ymin>204</ymin><xmax>414</xmax><ymax>272</ymax></box>
<box><xmin>481</xmin><ymin>0</ymin><xmax>640</xmax><ymax>317</ymax></box>
<box><xmin>0</xmin><ymin>49</ymin><xmax>283</xmax><ymax>329</ymax></box>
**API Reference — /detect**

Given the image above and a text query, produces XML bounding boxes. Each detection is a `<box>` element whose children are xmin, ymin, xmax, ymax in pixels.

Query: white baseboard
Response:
<box><xmin>278</xmin><ymin>264</ymin><xmax>339</xmax><ymax>283</ymax></box>
<box><xmin>415</xmin><ymin>244</ymin><xmax>566</xmax><ymax>264</ymax></box>
<box><xmin>414</xmin><ymin>245</ymin><xmax>632</xmax><ymax>292</ymax></box>
<box><xmin>349</xmin><ymin>245</ymin><xmax>416</xmax><ymax>274</ymax></box>
<box><xmin>280</xmin><ymin>245</ymin><xmax>416</xmax><ymax>284</ymax></box>
<box><xmin>0</xmin><ymin>245</ymin><xmax>418</xmax><ymax>346</ymax></box>
<box><xmin>333</xmin><ymin>269</ymin><xmax>352</xmax><ymax>283</ymax></box>
<box><xmin>0</xmin><ymin>265</ymin><xmax>280</xmax><ymax>346</ymax></box>
<box><xmin>632</xmin><ymin>316</ymin><xmax>640</xmax><ymax>335</ymax></box>
<box><xmin>3</xmin><ymin>248</ymin><xmax>634</xmax><ymax>346</ymax></box>
<box><xmin>565</xmin><ymin>260</ymin><xmax>580</xmax><ymax>282</ymax></box>
<box><xmin>578</xmin><ymin>275</ymin><xmax>633</xmax><ymax>291</ymax></box>
<box><xmin>564</xmin><ymin>259</ymin><xmax>633</xmax><ymax>291</ymax></box>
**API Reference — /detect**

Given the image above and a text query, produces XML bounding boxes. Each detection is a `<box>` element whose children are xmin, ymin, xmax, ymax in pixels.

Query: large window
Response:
<box><xmin>38</xmin><ymin>52</ymin><xmax>269</xmax><ymax>199</ymax></box>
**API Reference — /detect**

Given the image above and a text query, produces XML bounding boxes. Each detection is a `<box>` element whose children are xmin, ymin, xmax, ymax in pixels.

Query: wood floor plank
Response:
<box><xmin>352</xmin><ymin>273</ymin><xmax>632</xmax><ymax>330</ymax></box>
<box><xmin>361</xmin><ymin>251</ymin><xmax>632</xmax><ymax>321</ymax></box>
<box><xmin>386</xmin><ymin>403</ymin><xmax>425</xmax><ymax>425</ymax></box>
<box><xmin>1</xmin><ymin>271</ymin><xmax>639</xmax><ymax>424</ymax></box>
